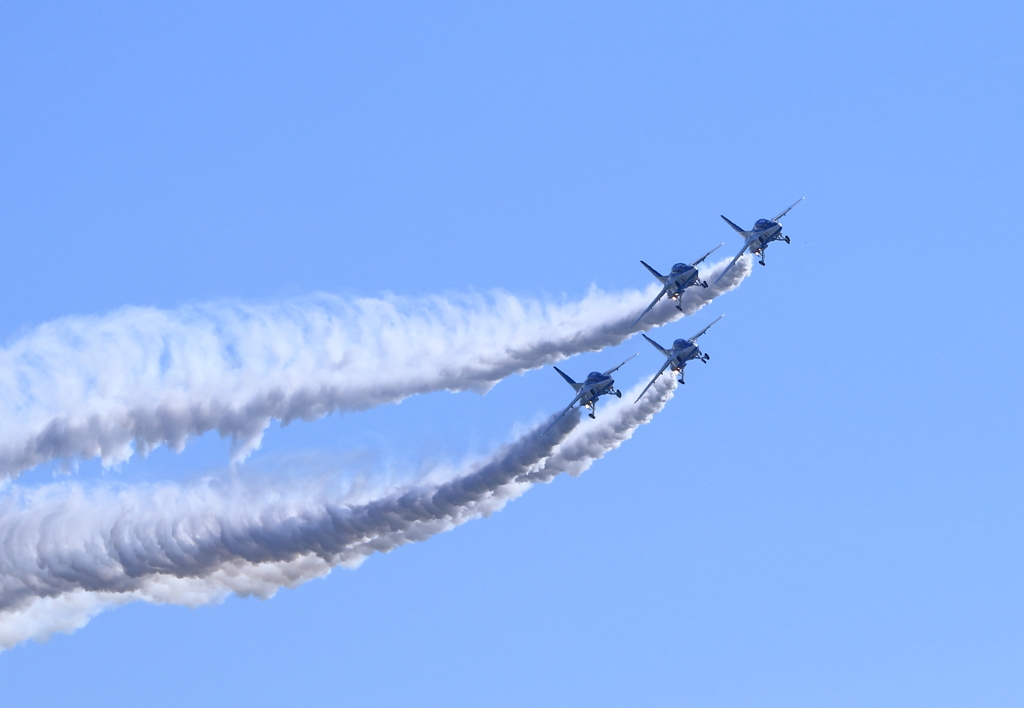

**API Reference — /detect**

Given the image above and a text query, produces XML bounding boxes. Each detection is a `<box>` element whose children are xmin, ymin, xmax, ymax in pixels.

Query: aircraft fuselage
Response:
<box><xmin>748</xmin><ymin>220</ymin><xmax>782</xmax><ymax>253</ymax></box>
<box><xmin>579</xmin><ymin>373</ymin><xmax>616</xmax><ymax>408</ymax></box>
<box><xmin>668</xmin><ymin>341</ymin><xmax>702</xmax><ymax>370</ymax></box>
<box><xmin>666</xmin><ymin>265</ymin><xmax>700</xmax><ymax>298</ymax></box>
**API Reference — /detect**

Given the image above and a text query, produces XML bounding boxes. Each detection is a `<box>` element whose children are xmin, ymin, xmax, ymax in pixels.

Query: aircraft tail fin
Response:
<box><xmin>720</xmin><ymin>215</ymin><xmax>750</xmax><ymax>237</ymax></box>
<box><xmin>639</xmin><ymin>261</ymin><xmax>668</xmax><ymax>284</ymax></box>
<box><xmin>553</xmin><ymin>366</ymin><xmax>583</xmax><ymax>392</ymax></box>
<box><xmin>641</xmin><ymin>333</ymin><xmax>669</xmax><ymax>357</ymax></box>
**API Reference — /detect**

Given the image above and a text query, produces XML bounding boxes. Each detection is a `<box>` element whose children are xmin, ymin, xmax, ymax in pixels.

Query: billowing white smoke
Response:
<box><xmin>0</xmin><ymin>376</ymin><xmax>677</xmax><ymax>650</ymax></box>
<box><xmin>0</xmin><ymin>256</ymin><xmax>748</xmax><ymax>480</ymax></box>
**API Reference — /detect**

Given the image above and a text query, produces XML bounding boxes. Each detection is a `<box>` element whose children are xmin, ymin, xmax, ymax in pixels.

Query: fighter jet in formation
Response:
<box><xmin>544</xmin><ymin>198</ymin><xmax>801</xmax><ymax>422</ymax></box>
<box><xmin>628</xmin><ymin>244</ymin><xmax>722</xmax><ymax>330</ymax></box>
<box><xmin>544</xmin><ymin>354</ymin><xmax>637</xmax><ymax>432</ymax></box>
<box><xmin>714</xmin><ymin>197</ymin><xmax>804</xmax><ymax>284</ymax></box>
<box><xmin>634</xmin><ymin>315</ymin><xmax>724</xmax><ymax>403</ymax></box>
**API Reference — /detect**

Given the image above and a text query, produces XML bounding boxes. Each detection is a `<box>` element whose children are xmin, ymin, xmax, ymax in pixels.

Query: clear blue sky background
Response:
<box><xmin>1</xmin><ymin>2</ymin><xmax>1022</xmax><ymax>706</ymax></box>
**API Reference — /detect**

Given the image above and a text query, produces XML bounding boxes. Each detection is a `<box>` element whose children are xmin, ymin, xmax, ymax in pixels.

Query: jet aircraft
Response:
<box><xmin>544</xmin><ymin>354</ymin><xmax>638</xmax><ymax>433</ymax></box>
<box><xmin>628</xmin><ymin>244</ymin><xmax>723</xmax><ymax>330</ymax></box>
<box><xmin>714</xmin><ymin>197</ymin><xmax>804</xmax><ymax>285</ymax></box>
<box><xmin>634</xmin><ymin>314</ymin><xmax>724</xmax><ymax>403</ymax></box>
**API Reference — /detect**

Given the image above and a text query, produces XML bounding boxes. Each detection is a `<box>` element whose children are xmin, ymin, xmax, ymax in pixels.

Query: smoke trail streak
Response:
<box><xmin>0</xmin><ymin>257</ymin><xmax>747</xmax><ymax>480</ymax></box>
<box><xmin>0</xmin><ymin>376</ymin><xmax>677</xmax><ymax>649</ymax></box>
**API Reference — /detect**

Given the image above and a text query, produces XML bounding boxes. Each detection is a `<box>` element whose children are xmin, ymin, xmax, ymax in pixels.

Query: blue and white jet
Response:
<box><xmin>634</xmin><ymin>314</ymin><xmax>724</xmax><ymax>403</ymax></box>
<box><xmin>629</xmin><ymin>244</ymin><xmax>723</xmax><ymax>330</ymax></box>
<box><xmin>714</xmin><ymin>197</ymin><xmax>804</xmax><ymax>285</ymax></box>
<box><xmin>545</xmin><ymin>354</ymin><xmax>638</xmax><ymax>432</ymax></box>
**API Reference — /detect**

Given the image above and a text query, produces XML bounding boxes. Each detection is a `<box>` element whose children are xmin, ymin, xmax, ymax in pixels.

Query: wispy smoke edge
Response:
<box><xmin>0</xmin><ymin>376</ymin><xmax>677</xmax><ymax>650</ymax></box>
<box><xmin>0</xmin><ymin>257</ymin><xmax>746</xmax><ymax>480</ymax></box>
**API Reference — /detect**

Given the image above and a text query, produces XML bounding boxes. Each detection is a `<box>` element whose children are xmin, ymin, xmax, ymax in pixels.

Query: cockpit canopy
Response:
<box><xmin>755</xmin><ymin>218</ymin><xmax>774</xmax><ymax>229</ymax></box>
<box><xmin>670</xmin><ymin>262</ymin><xmax>689</xmax><ymax>273</ymax></box>
<box><xmin>673</xmin><ymin>338</ymin><xmax>689</xmax><ymax>349</ymax></box>
<box><xmin>586</xmin><ymin>371</ymin><xmax>605</xmax><ymax>381</ymax></box>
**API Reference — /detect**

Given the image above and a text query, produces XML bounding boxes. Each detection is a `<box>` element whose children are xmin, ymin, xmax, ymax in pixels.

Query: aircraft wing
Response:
<box><xmin>712</xmin><ymin>242</ymin><xmax>750</xmax><ymax>286</ymax></box>
<box><xmin>720</xmin><ymin>215</ymin><xmax>749</xmax><ymax>236</ymax></box>
<box><xmin>629</xmin><ymin>286</ymin><xmax>669</xmax><ymax>330</ymax></box>
<box><xmin>602</xmin><ymin>352</ymin><xmax>638</xmax><ymax>376</ymax></box>
<box><xmin>640</xmin><ymin>260</ymin><xmax>668</xmax><ymax>284</ymax></box>
<box><xmin>543</xmin><ymin>389</ymin><xmax>588</xmax><ymax>434</ymax></box>
<box><xmin>772</xmin><ymin>197</ymin><xmax>804</xmax><ymax>222</ymax></box>
<box><xmin>689</xmin><ymin>313</ymin><xmax>725</xmax><ymax>341</ymax></box>
<box><xmin>691</xmin><ymin>243</ymin><xmax>723</xmax><ymax>266</ymax></box>
<box><xmin>634</xmin><ymin>358</ymin><xmax>673</xmax><ymax>404</ymax></box>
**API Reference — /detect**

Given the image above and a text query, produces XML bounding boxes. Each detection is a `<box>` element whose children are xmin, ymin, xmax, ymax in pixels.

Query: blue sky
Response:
<box><xmin>1</xmin><ymin>2</ymin><xmax>1022</xmax><ymax>706</ymax></box>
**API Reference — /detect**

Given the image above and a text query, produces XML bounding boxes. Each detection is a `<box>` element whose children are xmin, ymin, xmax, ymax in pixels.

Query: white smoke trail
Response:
<box><xmin>0</xmin><ymin>376</ymin><xmax>677</xmax><ymax>649</ymax></box>
<box><xmin>0</xmin><ymin>256</ymin><xmax>747</xmax><ymax>480</ymax></box>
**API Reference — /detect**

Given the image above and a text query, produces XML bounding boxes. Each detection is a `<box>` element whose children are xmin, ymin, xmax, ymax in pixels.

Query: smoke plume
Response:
<box><xmin>0</xmin><ymin>257</ymin><xmax>746</xmax><ymax>479</ymax></box>
<box><xmin>0</xmin><ymin>376</ymin><xmax>677</xmax><ymax>650</ymax></box>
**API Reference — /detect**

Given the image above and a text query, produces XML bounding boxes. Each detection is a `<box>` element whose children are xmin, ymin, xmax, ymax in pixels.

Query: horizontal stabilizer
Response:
<box><xmin>553</xmin><ymin>366</ymin><xmax>583</xmax><ymax>392</ymax></box>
